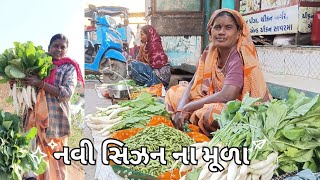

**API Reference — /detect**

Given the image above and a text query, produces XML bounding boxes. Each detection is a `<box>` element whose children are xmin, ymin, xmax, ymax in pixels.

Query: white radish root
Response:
<box><xmin>31</xmin><ymin>86</ymin><xmax>37</xmax><ymax>104</ymax></box>
<box><xmin>235</xmin><ymin>165</ymin><xmax>248</xmax><ymax>180</ymax></box>
<box><xmin>251</xmin><ymin>163</ymin><xmax>274</xmax><ymax>175</ymax></box>
<box><xmin>198</xmin><ymin>162</ymin><xmax>211</xmax><ymax>180</ymax></box>
<box><xmin>260</xmin><ymin>165</ymin><xmax>276</xmax><ymax>180</ymax></box>
<box><xmin>227</xmin><ymin>160</ymin><xmax>239</xmax><ymax>180</ymax></box>
<box><xmin>107</xmin><ymin>106</ymin><xmax>131</xmax><ymax>120</ymax></box>
<box><xmin>190</xmin><ymin>142</ymin><xmax>208</xmax><ymax>149</ymax></box>
<box><xmin>179</xmin><ymin>163</ymin><xmax>193</xmax><ymax>173</ymax></box>
<box><xmin>96</xmin><ymin>104</ymin><xmax>121</xmax><ymax>112</ymax></box>
<box><xmin>249</xmin><ymin>152</ymin><xmax>278</xmax><ymax>170</ymax></box>
<box><xmin>101</xmin><ymin>130</ymin><xmax>110</xmax><ymax>137</ymax></box>
<box><xmin>209</xmin><ymin>160</ymin><xmax>229</xmax><ymax>180</ymax></box>
<box><xmin>194</xmin><ymin>157</ymin><xmax>206</xmax><ymax>169</ymax></box>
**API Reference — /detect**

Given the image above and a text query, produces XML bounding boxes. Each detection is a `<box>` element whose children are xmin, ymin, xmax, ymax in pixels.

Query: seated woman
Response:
<box><xmin>128</xmin><ymin>25</ymin><xmax>171</xmax><ymax>88</ymax></box>
<box><xmin>165</xmin><ymin>9</ymin><xmax>271</xmax><ymax>136</ymax></box>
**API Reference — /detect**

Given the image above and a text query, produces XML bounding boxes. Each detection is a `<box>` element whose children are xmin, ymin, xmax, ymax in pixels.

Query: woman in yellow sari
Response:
<box><xmin>165</xmin><ymin>9</ymin><xmax>271</xmax><ymax>137</ymax></box>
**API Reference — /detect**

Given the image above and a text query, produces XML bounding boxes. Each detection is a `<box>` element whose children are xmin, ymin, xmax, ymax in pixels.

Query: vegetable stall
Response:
<box><xmin>86</xmin><ymin>84</ymin><xmax>320</xmax><ymax>180</ymax></box>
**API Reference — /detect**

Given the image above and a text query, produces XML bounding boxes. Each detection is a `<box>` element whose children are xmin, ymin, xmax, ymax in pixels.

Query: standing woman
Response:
<box><xmin>128</xmin><ymin>25</ymin><xmax>171</xmax><ymax>88</ymax></box>
<box><xmin>23</xmin><ymin>34</ymin><xmax>84</xmax><ymax>180</ymax></box>
<box><xmin>165</xmin><ymin>9</ymin><xmax>271</xmax><ymax>136</ymax></box>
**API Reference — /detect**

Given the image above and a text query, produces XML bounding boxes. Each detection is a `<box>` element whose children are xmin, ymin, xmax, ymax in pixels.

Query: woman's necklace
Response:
<box><xmin>217</xmin><ymin>49</ymin><xmax>232</xmax><ymax>72</ymax></box>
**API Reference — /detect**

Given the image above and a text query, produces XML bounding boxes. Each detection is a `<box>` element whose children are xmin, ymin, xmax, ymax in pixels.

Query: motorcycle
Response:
<box><xmin>84</xmin><ymin>4</ymin><xmax>128</xmax><ymax>83</ymax></box>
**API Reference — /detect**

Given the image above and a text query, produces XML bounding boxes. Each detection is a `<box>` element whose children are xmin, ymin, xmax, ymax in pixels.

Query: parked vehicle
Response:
<box><xmin>84</xmin><ymin>4</ymin><xmax>128</xmax><ymax>83</ymax></box>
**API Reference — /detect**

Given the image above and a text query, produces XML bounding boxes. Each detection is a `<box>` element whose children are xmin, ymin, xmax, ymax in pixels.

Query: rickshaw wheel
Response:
<box><xmin>101</xmin><ymin>59</ymin><xmax>127</xmax><ymax>84</ymax></box>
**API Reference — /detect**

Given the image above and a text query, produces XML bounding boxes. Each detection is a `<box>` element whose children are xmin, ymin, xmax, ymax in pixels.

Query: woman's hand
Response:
<box><xmin>173</xmin><ymin>111</ymin><xmax>190</xmax><ymax>130</ymax></box>
<box><xmin>23</xmin><ymin>76</ymin><xmax>42</xmax><ymax>88</ymax></box>
<box><xmin>8</xmin><ymin>79</ymin><xmax>17</xmax><ymax>88</ymax></box>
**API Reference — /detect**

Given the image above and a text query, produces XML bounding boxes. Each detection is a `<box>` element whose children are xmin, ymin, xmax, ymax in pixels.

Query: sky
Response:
<box><xmin>0</xmin><ymin>0</ymin><xmax>84</xmax><ymax>66</ymax></box>
<box><xmin>0</xmin><ymin>0</ymin><xmax>145</xmax><ymax>71</ymax></box>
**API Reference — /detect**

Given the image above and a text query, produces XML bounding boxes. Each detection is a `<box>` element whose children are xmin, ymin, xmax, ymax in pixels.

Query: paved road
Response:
<box><xmin>83</xmin><ymin>80</ymin><xmax>112</xmax><ymax>180</ymax></box>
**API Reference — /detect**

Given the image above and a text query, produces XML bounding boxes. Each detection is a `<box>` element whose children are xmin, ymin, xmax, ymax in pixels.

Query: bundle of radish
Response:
<box><xmin>180</xmin><ymin>89</ymin><xmax>320</xmax><ymax>180</ymax></box>
<box><xmin>85</xmin><ymin>104</ymin><xmax>131</xmax><ymax>137</ymax></box>
<box><xmin>86</xmin><ymin>92</ymin><xmax>170</xmax><ymax>139</ymax></box>
<box><xmin>0</xmin><ymin>41</ymin><xmax>54</xmax><ymax>117</ymax></box>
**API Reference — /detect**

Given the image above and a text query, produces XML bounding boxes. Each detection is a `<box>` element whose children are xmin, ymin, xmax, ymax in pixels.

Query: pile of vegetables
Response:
<box><xmin>85</xmin><ymin>104</ymin><xmax>131</xmax><ymax>137</ymax></box>
<box><xmin>122</xmin><ymin>124</ymin><xmax>195</xmax><ymax>177</ymax></box>
<box><xmin>181</xmin><ymin>89</ymin><xmax>320</xmax><ymax>180</ymax></box>
<box><xmin>85</xmin><ymin>92</ymin><xmax>170</xmax><ymax>137</ymax></box>
<box><xmin>0</xmin><ymin>41</ymin><xmax>54</xmax><ymax>116</ymax></box>
<box><xmin>112</xmin><ymin>92</ymin><xmax>169</xmax><ymax>131</ymax></box>
<box><xmin>0</xmin><ymin>110</ymin><xmax>46</xmax><ymax>180</ymax></box>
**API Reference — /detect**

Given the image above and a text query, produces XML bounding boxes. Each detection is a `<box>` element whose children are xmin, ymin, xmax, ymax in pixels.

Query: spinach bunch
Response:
<box><xmin>0</xmin><ymin>41</ymin><xmax>54</xmax><ymax>83</ymax></box>
<box><xmin>209</xmin><ymin>89</ymin><xmax>320</xmax><ymax>175</ymax></box>
<box><xmin>0</xmin><ymin>110</ymin><xmax>46</xmax><ymax>180</ymax></box>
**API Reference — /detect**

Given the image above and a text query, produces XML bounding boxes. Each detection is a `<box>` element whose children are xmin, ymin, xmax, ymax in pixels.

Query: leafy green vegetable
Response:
<box><xmin>209</xmin><ymin>89</ymin><xmax>320</xmax><ymax>175</ymax></box>
<box><xmin>186</xmin><ymin>168</ymin><xmax>202</xmax><ymax>180</ymax></box>
<box><xmin>0</xmin><ymin>109</ymin><xmax>45</xmax><ymax>179</ymax></box>
<box><xmin>0</xmin><ymin>41</ymin><xmax>54</xmax><ymax>83</ymax></box>
<box><xmin>110</xmin><ymin>92</ymin><xmax>170</xmax><ymax>132</ymax></box>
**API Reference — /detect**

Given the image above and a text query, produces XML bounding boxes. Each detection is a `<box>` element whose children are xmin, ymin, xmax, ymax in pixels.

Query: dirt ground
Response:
<box><xmin>67</xmin><ymin>163</ymin><xmax>84</xmax><ymax>180</ymax></box>
<box><xmin>0</xmin><ymin>83</ymin><xmax>14</xmax><ymax>113</ymax></box>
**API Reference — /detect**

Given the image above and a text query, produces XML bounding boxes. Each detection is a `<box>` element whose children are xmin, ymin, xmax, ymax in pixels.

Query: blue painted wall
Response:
<box><xmin>221</xmin><ymin>0</ymin><xmax>235</xmax><ymax>9</ymax></box>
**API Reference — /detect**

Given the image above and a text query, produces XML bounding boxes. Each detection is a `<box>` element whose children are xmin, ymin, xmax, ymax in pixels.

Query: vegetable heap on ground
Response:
<box><xmin>0</xmin><ymin>41</ymin><xmax>54</xmax><ymax>116</ymax></box>
<box><xmin>183</xmin><ymin>89</ymin><xmax>320</xmax><ymax>180</ymax></box>
<box><xmin>85</xmin><ymin>92</ymin><xmax>170</xmax><ymax>137</ymax></box>
<box><xmin>122</xmin><ymin>124</ymin><xmax>195</xmax><ymax>177</ymax></box>
<box><xmin>0</xmin><ymin>110</ymin><xmax>46</xmax><ymax>180</ymax></box>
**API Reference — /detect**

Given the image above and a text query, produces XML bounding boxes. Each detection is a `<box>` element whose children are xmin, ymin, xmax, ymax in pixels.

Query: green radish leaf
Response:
<box><xmin>287</xmin><ymin>95</ymin><xmax>319</xmax><ymax>119</ymax></box>
<box><xmin>281</xmin><ymin>128</ymin><xmax>305</xmax><ymax>141</ymax></box>
<box><xmin>2</xmin><ymin>121</ymin><xmax>12</xmax><ymax>130</ymax></box>
<box><xmin>9</xmin><ymin>65</ymin><xmax>26</xmax><ymax>79</ymax></box>
<box><xmin>0</xmin><ymin>77</ymin><xmax>9</xmax><ymax>84</ymax></box>
<box><xmin>279</xmin><ymin>163</ymin><xmax>299</xmax><ymax>173</ymax></box>
<box><xmin>4</xmin><ymin>66</ymin><xmax>14</xmax><ymax>78</ymax></box>
<box><xmin>292</xmin><ymin>149</ymin><xmax>313</xmax><ymax>162</ymax></box>
<box><xmin>186</xmin><ymin>168</ymin><xmax>202</xmax><ymax>180</ymax></box>
<box><xmin>241</xmin><ymin>93</ymin><xmax>261</xmax><ymax>107</ymax></box>
<box><xmin>33</xmin><ymin>158</ymin><xmax>47</xmax><ymax>176</ymax></box>
<box><xmin>24</xmin><ymin>127</ymin><xmax>37</xmax><ymax>141</ymax></box>
<box><xmin>8</xmin><ymin>58</ymin><xmax>23</xmax><ymax>69</ymax></box>
<box><xmin>303</xmin><ymin>159</ymin><xmax>318</xmax><ymax>172</ymax></box>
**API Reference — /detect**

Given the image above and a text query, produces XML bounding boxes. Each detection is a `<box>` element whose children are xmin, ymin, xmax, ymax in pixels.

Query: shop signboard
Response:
<box><xmin>240</xmin><ymin>0</ymin><xmax>305</xmax><ymax>35</ymax></box>
<box><xmin>299</xmin><ymin>6</ymin><xmax>320</xmax><ymax>32</ymax></box>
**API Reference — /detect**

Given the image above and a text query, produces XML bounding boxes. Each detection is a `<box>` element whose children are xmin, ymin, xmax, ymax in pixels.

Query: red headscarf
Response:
<box><xmin>44</xmin><ymin>57</ymin><xmax>85</xmax><ymax>87</ymax></box>
<box><xmin>142</xmin><ymin>25</ymin><xmax>168</xmax><ymax>69</ymax></box>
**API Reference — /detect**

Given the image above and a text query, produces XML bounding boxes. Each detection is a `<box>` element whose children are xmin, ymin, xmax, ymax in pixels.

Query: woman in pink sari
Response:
<box><xmin>128</xmin><ymin>25</ymin><xmax>171</xmax><ymax>88</ymax></box>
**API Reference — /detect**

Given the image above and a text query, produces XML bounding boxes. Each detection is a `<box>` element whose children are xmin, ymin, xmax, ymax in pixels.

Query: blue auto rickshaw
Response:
<box><xmin>84</xmin><ymin>5</ymin><xmax>129</xmax><ymax>83</ymax></box>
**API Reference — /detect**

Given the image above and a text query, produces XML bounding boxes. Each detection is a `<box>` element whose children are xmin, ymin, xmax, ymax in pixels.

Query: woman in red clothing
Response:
<box><xmin>128</xmin><ymin>25</ymin><xmax>171</xmax><ymax>88</ymax></box>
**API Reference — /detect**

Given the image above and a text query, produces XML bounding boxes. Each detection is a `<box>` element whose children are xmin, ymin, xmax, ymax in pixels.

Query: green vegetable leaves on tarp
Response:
<box><xmin>0</xmin><ymin>41</ymin><xmax>54</xmax><ymax>83</ymax></box>
<box><xmin>110</xmin><ymin>92</ymin><xmax>170</xmax><ymax>132</ymax></box>
<box><xmin>0</xmin><ymin>109</ymin><xmax>45</xmax><ymax>180</ymax></box>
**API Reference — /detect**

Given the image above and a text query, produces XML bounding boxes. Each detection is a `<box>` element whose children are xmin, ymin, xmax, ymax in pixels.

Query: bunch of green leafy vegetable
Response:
<box><xmin>209</xmin><ymin>89</ymin><xmax>320</xmax><ymax>175</ymax></box>
<box><xmin>0</xmin><ymin>110</ymin><xmax>46</xmax><ymax>180</ymax></box>
<box><xmin>110</xmin><ymin>92</ymin><xmax>170</xmax><ymax>132</ymax></box>
<box><xmin>0</xmin><ymin>41</ymin><xmax>54</xmax><ymax>83</ymax></box>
